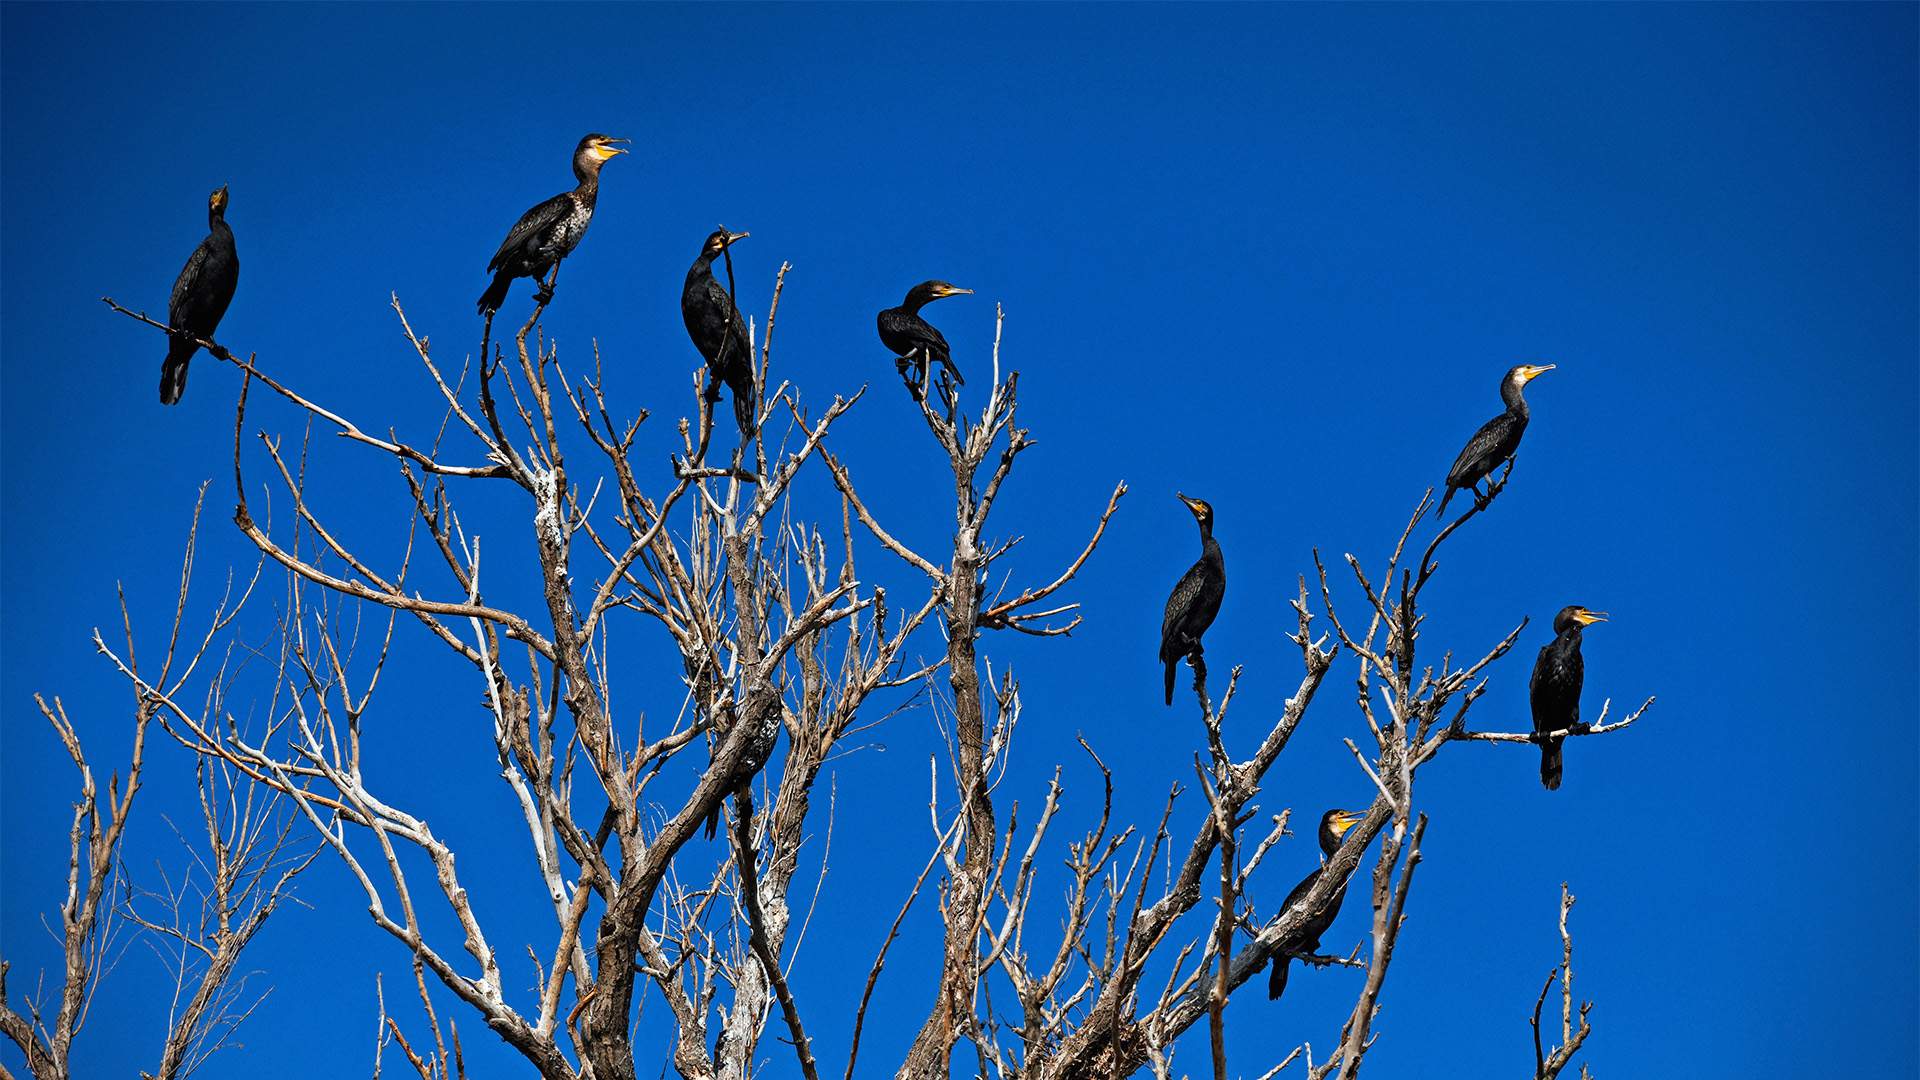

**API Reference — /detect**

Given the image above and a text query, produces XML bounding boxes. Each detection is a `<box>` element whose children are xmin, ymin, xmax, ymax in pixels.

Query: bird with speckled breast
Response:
<box><xmin>476</xmin><ymin>134</ymin><xmax>628</xmax><ymax>316</ymax></box>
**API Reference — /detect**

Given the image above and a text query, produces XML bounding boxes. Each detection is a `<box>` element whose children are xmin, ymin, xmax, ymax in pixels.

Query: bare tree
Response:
<box><xmin>61</xmin><ymin>262</ymin><xmax>1652</xmax><ymax>1080</ymax></box>
<box><xmin>1</xmin><ymin>495</ymin><xmax>313</xmax><ymax>1080</ymax></box>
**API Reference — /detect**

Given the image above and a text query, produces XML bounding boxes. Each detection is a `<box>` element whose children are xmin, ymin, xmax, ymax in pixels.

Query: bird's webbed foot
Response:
<box><xmin>533</xmin><ymin>285</ymin><xmax>555</xmax><ymax>305</ymax></box>
<box><xmin>1569</xmin><ymin>720</ymin><xmax>1592</xmax><ymax>735</ymax></box>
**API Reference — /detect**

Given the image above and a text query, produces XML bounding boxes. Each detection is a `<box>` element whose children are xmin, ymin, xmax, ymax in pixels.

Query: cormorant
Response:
<box><xmin>1434</xmin><ymin>364</ymin><xmax>1555</xmax><ymax>519</ymax></box>
<box><xmin>681</xmin><ymin>228</ymin><xmax>756</xmax><ymax>436</ymax></box>
<box><xmin>1530</xmin><ymin>605</ymin><xmax>1606</xmax><ymax>790</ymax></box>
<box><xmin>878</xmin><ymin>280</ymin><xmax>972</xmax><ymax>390</ymax></box>
<box><xmin>1159</xmin><ymin>493</ymin><xmax>1225</xmax><ymax>705</ymax></box>
<box><xmin>159</xmin><ymin>185</ymin><xmax>239</xmax><ymax>406</ymax></box>
<box><xmin>476</xmin><ymin>134</ymin><xmax>628</xmax><ymax>316</ymax></box>
<box><xmin>1268</xmin><ymin>808</ymin><xmax>1367</xmax><ymax>1001</ymax></box>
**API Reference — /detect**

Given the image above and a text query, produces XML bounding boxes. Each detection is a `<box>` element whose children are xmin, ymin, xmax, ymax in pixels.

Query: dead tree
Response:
<box><xmin>80</xmin><ymin>257</ymin><xmax>1652</xmax><ymax>1080</ymax></box>
<box><xmin>1</xmin><ymin>494</ymin><xmax>313</xmax><ymax>1080</ymax></box>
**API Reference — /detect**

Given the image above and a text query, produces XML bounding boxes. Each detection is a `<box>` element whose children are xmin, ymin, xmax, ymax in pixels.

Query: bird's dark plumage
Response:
<box><xmin>476</xmin><ymin>134</ymin><xmax>627</xmax><ymax>316</ymax></box>
<box><xmin>1434</xmin><ymin>364</ymin><xmax>1554</xmax><ymax>519</ymax></box>
<box><xmin>1268</xmin><ymin>808</ymin><xmax>1366</xmax><ymax>1001</ymax></box>
<box><xmin>160</xmin><ymin>185</ymin><xmax>239</xmax><ymax>406</ymax></box>
<box><xmin>878</xmin><ymin>280</ymin><xmax>972</xmax><ymax>389</ymax></box>
<box><xmin>682</xmin><ymin>229</ymin><xmax>756</xmax><ymax>437</ymax></box>
<box><xmin>1159</xmin><ymin>494</ymin><xmax>1225</xmax><ymax>705</ymax></box>
<box><xmin>1530</xmin><ymin>605</ymin><xmax>1605</xmax><ymax>790</ymax></box>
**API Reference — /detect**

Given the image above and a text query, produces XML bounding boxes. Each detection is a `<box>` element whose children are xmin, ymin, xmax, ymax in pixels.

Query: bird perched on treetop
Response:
<box><xmin>476</xmin><ymin>133</ymin><xmax>628</xmax><ymax>316</ymax></box>
<box><xmin>878</xmin><ymin>280</ymin><xmax>972</xmax><ymax>393</ymax></box>
<box><xmin>1268</xmin><ymin>808</ymin><xmax>1368</xmax><ymax>1001</ymax></box>
<box><xmin>681</xmin><ymin>228</ymin><xmax>756</xmax><ymax>437</ymax></box>
<box><xmin>1434</xmin><ymin>363</ymin><xmax>1555</xmax><ymax>519</ymax></box>
<box><xmin>1159</xmin><ymin>493</ymin><xmax>1225</xmax><ymax>706</ymax></box>
<box><xmin>159</xmin><ymin>185</ymin><xmax>240</xmax><ymax>406</ymax></box>
<box><xmin>1530</xmin><ymin>605</ymin><xmax>1606</xmax><ymax>790</ymax></box>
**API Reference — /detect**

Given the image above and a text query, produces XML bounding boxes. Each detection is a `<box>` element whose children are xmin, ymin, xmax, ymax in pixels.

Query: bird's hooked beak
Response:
<box><xmin>1571</xmin><ymin>608</ymin><xmax>1608</xmax><ymax>625</ymax></box>
<box><xmin>596</xmin><ymin>138</ymin><xmax>631</xmax><ymax>159</ymax></box>
<box><xmin>211</xmin><ymin>185</ymin><xmax>229</xmax><ymax>211</ymax></box>
<box><xmin>722</xmin><ymin>230</ymin><xmax>750</xmax><ymax>247</ymax></box>
<box><xmin>1176</xmin><ymin>492</ymin><xmax>1201</xmax><ymax>514</ymax></box>
<box><xmin>937</xmin><ymin>284</ymin><xmax>974</xmax><ymax>298</ymax></box>
<box><xmin>1519</xmin><ymin>363</ymin><xmax>1556</xmax><ymax>383</ymax></box>
<box><xmin>1331</xmin><ymin>810</ymin><xmax>1366</xmax><ymax>837</ymax></box>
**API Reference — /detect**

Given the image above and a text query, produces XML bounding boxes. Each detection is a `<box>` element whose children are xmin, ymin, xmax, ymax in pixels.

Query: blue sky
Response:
<box><xmin>2</xmin><ymin>3</ymin><xmax>1914</xmax><ymax>1077</ymax></box>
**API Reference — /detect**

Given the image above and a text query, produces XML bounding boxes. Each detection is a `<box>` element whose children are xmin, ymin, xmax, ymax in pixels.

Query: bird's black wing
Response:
<box><xmin>1529</xmin><ymin>642</ymin><xmax>1583</xmax><ymax>732</ymax></box>
<box><xmin>488</xmin><ymin>192</ymin><xmax>571</xmax><ymax>272</ymax></box>
<box><xmin>1445</xmin><ymin>412</ymin><xmax>1520</xmax><ymax>488</ymax></box>
<box><xmin>878</xmin><ymin>310</ymin><xmax>950</xmax><ymax>362</ymax></box>
<box><xmin>169</xmin><ymin>231</ymin><xmax>239</xmax><ymax>335</ymax></box>
<box><xmin>1160</xmin><ymin>561</ymin><xmax>1209</xmax><ymax>659</ymax></box>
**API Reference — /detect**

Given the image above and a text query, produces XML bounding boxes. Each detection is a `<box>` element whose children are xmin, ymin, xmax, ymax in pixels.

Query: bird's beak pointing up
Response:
<box><xmin>1521</xmin><ymin>364</ymin><xmax>1556</xmax><ymax>382</ymax></box>
<box><xmin>724</xmin><ymin>230</ymin><xmax>750</xmax><ymax>246</ymax></box>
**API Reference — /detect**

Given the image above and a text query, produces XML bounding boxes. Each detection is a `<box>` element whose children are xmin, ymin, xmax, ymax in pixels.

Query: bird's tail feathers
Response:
<box><xmin>1268</xmin><ymin>954</ymin><xmax>1291</xmax><ymax>1001</ymax></box>
<box><xmin>1163</xmin><ymin>656</ymin><xmax>1177</xmax><ymax>707</ymax></box>
<box><xmin>476</xmin><ymin>272</ymin><xmax>511</xmax><ymax>316</ymax></box>
<box><xmin>1433</xmin><ymin>485</ymin><xmax>1456</xmax><ymax>522</ymax></box>
<box><xmin>1540</xmin><ymin>738</ymin><xmax>1563</xmax><ymax>791</ymax></box>
<box><xmin>159</xmin><ymin>339</ymin><xmax>195</xmax><ymax>406</ymax></box>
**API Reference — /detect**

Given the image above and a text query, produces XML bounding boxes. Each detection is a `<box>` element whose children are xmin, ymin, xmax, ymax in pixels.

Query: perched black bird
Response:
<box><xmin>1268</xmin><ymin>808</ymin><xmax>1368</xmax><ymax>1001</ymax></box>
<box><xmin>878</xmin><ymin>280</ymin><xmax>972</xmax><ymax>390</ymax></box>
<box><xmin>1434</xmin><ymin>363</ymin><xmax>1555</xmax><ymax>519</ymax></box>
<box><xmin>1530</xmin><ymin>605</ymin><xmax>1606</xmax><ymax>790</ymax></box>
<box><xmin>681</xmin><ymin>228</ymin><xmax>756</xmax><ymax>436</ymax></box>
<box><xmin>159</xmin><ymin>185</ymin><xmax>240</xmax><ymax>405</ymax></box>
<box><xmin>476</xmin><ymin>134</ymin><xmax>628</xmax><ymax>316</ymax></box>
<box><xmin>1159</xmin><ymin>493</ymin><xmax>1225</xmax><ymax>705</ymax></box>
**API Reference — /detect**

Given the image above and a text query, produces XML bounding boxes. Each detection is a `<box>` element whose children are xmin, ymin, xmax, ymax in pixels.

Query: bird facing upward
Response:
<box><xmin>1434</xmin><ymin>363</ymin><xmax>1554</xmax><ymax>520</ymax></box>
<box><xmin>878</xmin><ymin>280</ymin><xmax>972</xmax><ymax>391</ymax></box>
<box><xmin>160</xmin><ymin>185</ymin><xmax>240</xmax><ymax>406</ymax></box>
<box><xmin>1158</xmin><ymin>493</ymin><xmax>1225</xmax><ymax>705</ymax></box>
<box><xmin>476</xmin><ymin>133</ymin><xmax>628</xmax><ymax>316</ymax></box>
<box><xmin>682</xmin><ymin>228</ymin><xmax>756</xmax><ymax>437</ymax></box>
<box><xmin>1530</xmin><ymin>605</ymin><xmax>1606</xmax><ymax>790</ymax></box>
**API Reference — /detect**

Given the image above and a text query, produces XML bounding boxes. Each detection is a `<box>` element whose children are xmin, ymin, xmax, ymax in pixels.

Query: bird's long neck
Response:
<box><xmin>1501</xmin><ymin>379</ymin><xmax>1530</xmax><ymax>421</ymax></box>
<box><xmin>573</xmin><ymin>157</ymin><xmax>602</xmax><ymax>203</ymax></box>
<box><xmin>900</xmin><ymin>288</ymin><xmax>934</xmax><ymax>315</ymax></box>
<box><xmin>687</xmin><ymin>251</ymin><xmax>718</xmax><ymax>289</ymax></box>
<box><xmin>1553</xmin><ymin>624</ymin><xmax>1584</xmax><ymax>656</ymax></box>
<box><xmin>208</xmin><ymin>206</ymin><xmax>227</xmax><ymax>233</ymax></box>
<box><xmin>1198</xmin><ymin>525</ymin><xmax>1222</xmax><ymax>567</ymax></box>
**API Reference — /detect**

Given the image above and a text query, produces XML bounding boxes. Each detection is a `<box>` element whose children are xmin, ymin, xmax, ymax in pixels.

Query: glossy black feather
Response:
<box><xmin>878</xmin><ymin>281</ymin><xmax>967</xmax><ymax>386</ymax></box>
<box><xmin>1268</xmin><ymin>811</ymin><xmax>1360</xmax><ymax>1001</ymax></box>
<box><xmin>1434</xmin><ymin>365</ymin><xmax>1545</xmax><ymax>519</ymax></box>
<box><xmin>1159</xmin><ymin>527</ymin><xmax>1224</xmax><ymax>705</ymax></box>
<box><xmin>161</xmin><ymin>196</ymin><xmax>238</xmax><ymax>406</ymax></box>
<box><xmin>1530</xmin><ymin>622</ymin><xmax>1586</xmax><ymax>791</ymax></box>
<box><xmin>682</xmin><ymin>235</ymin><xmax>756</xmax><ymax>436</ymax></box>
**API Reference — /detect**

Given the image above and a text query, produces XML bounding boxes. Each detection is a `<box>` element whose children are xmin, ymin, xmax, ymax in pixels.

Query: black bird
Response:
<box><xmin>159</xmin><ymin>185</ymin><xmax>240</xmax><ymax>405</ymax></box>
<box><xmin>1159</xmin><ymin>493</ymin><xmax>1225</xmax><ymax>705</ymax></box>
<box><xmin>1268</xmin><ymin>808</ymin><xmax>1368</xmax><ymax>1001</ymax></box>
<box><xmin>878</xmin><ymin>280</ymin><xmax>972</xmax><ymax>390</ymax></box>
<box><xmin>1530</xmin><ymin>605</ymin><xmax>1606</xmax><ymax>790</ymax></box>
<box><xmin>476</xmin><ymin>134</ymin><xmax>628</xmax><ymax>316</ymax></box>
<box><xmin>681</xmin><ymin>228</ymin><xmax>756</xmax><ymax>436</ymax></box>
<box><xmin>1434</xmin><ymin>363</ymin><xmax>1555</xmax><ymax>519</ymax></box>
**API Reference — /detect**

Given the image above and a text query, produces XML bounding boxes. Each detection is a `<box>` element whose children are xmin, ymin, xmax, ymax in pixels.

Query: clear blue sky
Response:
<box><xmin>3</xmin><ymin>4</ymin><xmax>1914</xmax><ymax>1077</ymax></box>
